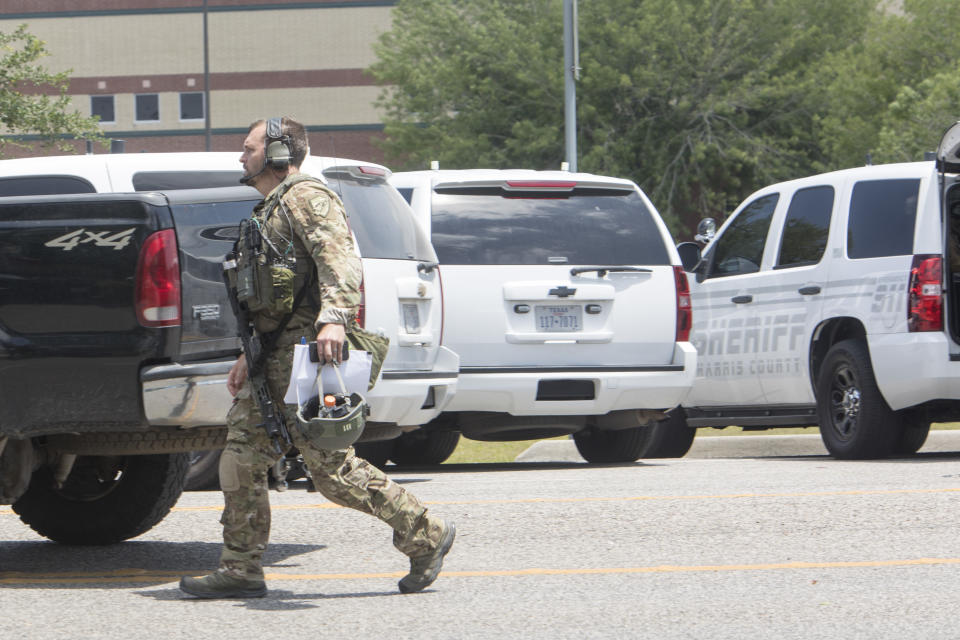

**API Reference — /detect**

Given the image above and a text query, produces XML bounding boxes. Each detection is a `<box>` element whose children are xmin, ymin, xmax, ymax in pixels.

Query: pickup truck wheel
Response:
<box><xmin>12</xmin><ymin>453</ymin><xmax>189</xmax><ymax>545</ymax></box>
<box><xmin>390</xmin><ymin>431</ymin><xmax>461</xmax><ymax>466</ymax></box>
<box><xmin>184</xmin><ymin>449</ymin><xmax>222</xmax><ymax>491</ymax></box>
<box><xmin>573</xmin><ymin>427</ymin><xmax>650</xmax><ymax>463</ymax></box>
<box><xmin>639</xmin><ymin>412</ymin><xmax>697</xmax><ymax>458</ymax></box>
<box><xmin>816</xmin><ymin>340</ymin><xmax>899</xmax><ymax>459</ymax></box>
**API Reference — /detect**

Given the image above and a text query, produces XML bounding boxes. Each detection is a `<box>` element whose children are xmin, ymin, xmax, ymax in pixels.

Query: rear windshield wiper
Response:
<box><xmin>570</xmin><ymin>266</ymin><xmax>653</xmax><ymax>278</ymax></box>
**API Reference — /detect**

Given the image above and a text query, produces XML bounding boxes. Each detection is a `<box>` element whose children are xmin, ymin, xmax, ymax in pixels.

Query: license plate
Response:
<box><xmin>535</xmin><ymin>305</ymin><xmax>582</xmax><ymax>332</ymax></box>
<box><xmin>402</xmin><ymin>303</ymin><xmax>420</xmax><ymax>333</ymax></box>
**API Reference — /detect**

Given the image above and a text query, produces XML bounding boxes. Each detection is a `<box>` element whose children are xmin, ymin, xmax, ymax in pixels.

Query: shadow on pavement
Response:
<box><xmin>0</xmin><ymin>540</ymin><xmax>323</xmax><ymax>589</ymax></box>
<box><xmin>141</xmin><ymin>586</ymin><xmax>405</xmax><ymax>609</ymax></box>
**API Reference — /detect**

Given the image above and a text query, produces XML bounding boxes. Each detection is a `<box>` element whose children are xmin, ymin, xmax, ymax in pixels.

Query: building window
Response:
<box><xmin>91</xmin><ymin>95</ymin><xmax>115</xmax><ymax>123</ymax></box>
<box><xmin>180</xmin><ymin>92</ymin><xmax>204</xmax><ymax>121</ymax></box>
<box><xmin>135</xmin><ymin>94</ymin><xmax>160</xmax><ymax>122</ymax></box>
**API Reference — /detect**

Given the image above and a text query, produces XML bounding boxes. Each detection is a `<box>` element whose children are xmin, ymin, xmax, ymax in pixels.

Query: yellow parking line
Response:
<box><xmin>3</xmin><ymin>486</ymin><xmax>959</xmax><ymax>517</ymax></box>
<box><xmin>3</xmin><ymin>557</ymin><xmax>960</xmax><ymax>586</ymax></box>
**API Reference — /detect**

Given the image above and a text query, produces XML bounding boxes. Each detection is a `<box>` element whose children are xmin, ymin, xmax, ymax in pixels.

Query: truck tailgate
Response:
<box><xmin>166</xmin><ymin>194</ymin><xmax>259</xmax><ymax>359</ymax></box>
<box><xmin>0</xmin><ymin>193</ymin><xmax>175</xmax><ymax>437</ymax></box>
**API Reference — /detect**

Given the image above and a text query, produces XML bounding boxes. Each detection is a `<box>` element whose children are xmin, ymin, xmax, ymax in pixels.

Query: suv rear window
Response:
<box><xmin>429</xmin><ymin>186</ymin><xmax>670</xmax><ymax>265</ymax></box>
<box><xmin>132</xmin><ymin>171</ymin><xmax>244</xmax><ymax>191</ymax></box>
<box><xmin>0</xmin><ymin>175</ymin><xmax>96</xmax><ymax>196</ymax></box>
<box><xmin>325</xmin><ymin>171</ymin><xmax>436</xmax><ymax>262</ymax></box>
<box><xmin>847</xmin><ymin>179</ymin><xmax>920</xmax><ymax>259</ymax></box>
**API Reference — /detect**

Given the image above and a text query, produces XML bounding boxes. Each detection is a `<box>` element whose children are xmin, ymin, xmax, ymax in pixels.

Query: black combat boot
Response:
<box><xmin>179</xmin><ymin>571</ymin><xmax>267</xmax><ymax>599</ymax></box>
<box><xmin>398</xmin><ymin>521</ymin><xmax>456</xmax><ymax>594</ymax></box>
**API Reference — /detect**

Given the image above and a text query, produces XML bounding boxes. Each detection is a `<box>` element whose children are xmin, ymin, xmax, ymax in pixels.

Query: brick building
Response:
<box><xmin>0</xmin><ymin>0</ymin><xmax>396</xmax><ymax>162</ymax></box>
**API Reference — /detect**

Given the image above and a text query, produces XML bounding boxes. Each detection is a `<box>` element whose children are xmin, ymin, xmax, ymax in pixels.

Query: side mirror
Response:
<box><xmin>676</xmin><ymin>242</ymin><xmax>701</xmax><ymax>272</ymax></box>
<box><xmin>694</xmin><ymin>218</ymin><xmax>717</xmax><ymax>244</ymax></box>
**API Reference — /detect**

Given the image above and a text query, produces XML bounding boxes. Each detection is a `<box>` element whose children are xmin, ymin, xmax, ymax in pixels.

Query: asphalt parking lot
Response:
<box><xmin>4</xmin><ymin>433</ymin><xmax>960</xmax><ymax>639</ymax></box>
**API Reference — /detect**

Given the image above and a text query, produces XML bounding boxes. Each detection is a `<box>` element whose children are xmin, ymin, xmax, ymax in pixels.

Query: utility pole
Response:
<box><xmin>563</xmin><ymin>0</ymin><xmax>579</xmax><ymax>172</ymax></box>
<box><xmin>203</xmin><ymin>0</ymin><xmax>212</xmax><ymax>151</ymax></box>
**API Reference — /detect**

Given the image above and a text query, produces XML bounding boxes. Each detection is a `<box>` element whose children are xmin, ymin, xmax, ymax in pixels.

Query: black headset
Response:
<box><xmin>265</xmin><ymin>117</ymin><xmax>292</xmax><ymax>169</ymax></box>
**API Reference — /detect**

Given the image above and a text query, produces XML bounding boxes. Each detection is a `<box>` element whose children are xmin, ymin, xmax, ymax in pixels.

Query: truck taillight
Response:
<box><xmin>908</xmin><ymin>254</ymin><xmax>942</xmax><ymax>332</ymax></box>
<box><xmin>135</xmin><ymin>229</ymin><xmax>181</xmax><ymax>327</ymax></box>
<box><xmin>674</xmin><ymin>265</ymin><xmax>692</xmax><ymax>342</ymax></box>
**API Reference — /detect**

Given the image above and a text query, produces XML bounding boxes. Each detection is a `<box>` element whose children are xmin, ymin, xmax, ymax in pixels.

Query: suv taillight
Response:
<box><xmin>908</xmin><ymin>254</ymin><xmax>942</xmax><ymax>332</ymax></box>
<box><xmin>356</xmin><ymin>279</ymin><xmax>366</xmax><ymax>328</ymax></box>
<box><xmin>135</xmin><ymin>229</ymin><xmax>181</xmax><ymax>327</ymax></box>
<box><xmin>674</xmin><ymin>265</ymin><xmax>692</xmax><ymax>342</ymax></box>
<box><xmin>437</xmin><ymin>267</ymin><xmax>445</xmax><ymax>347</ymax></box>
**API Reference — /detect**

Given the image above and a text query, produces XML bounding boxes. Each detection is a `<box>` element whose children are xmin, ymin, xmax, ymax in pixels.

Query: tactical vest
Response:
<box><xmin>235</xmin><ymin>174</ymin><xmax>329</xmax><ymax>319</ymax></box>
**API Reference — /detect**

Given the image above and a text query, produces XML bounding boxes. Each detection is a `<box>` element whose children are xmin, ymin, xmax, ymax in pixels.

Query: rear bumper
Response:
<box><xmin>869</xmin><ymin>333</ymin><xmax>960</xmax><ymax>410</ymax></box>
<box><xmin>365</xmin><ymin>346</ymin><xmax>459</xmax><ymax>426</ymax></box>
<box><xmin>444</xmin><ymin>342</ymin><xmax>696</xmax><ymax>415</ymax></box>
<box><xmin>142</xmin><ymin>359</ymin><xmax>234</xmax><ymax>427</ymax></box>
<box><xmin>143</xmin><ymin>346</ymin><xmax>460</xmax><ymax>429</ymax></box>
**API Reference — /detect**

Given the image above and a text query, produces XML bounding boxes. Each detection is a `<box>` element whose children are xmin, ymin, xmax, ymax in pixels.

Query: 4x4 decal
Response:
<box><xmin>45</xmin><ymin>227</ymin><xmax>136</xmax><ymax>251</ymax></box>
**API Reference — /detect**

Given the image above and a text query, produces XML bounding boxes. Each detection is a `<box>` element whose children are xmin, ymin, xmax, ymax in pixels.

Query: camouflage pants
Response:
<box><xmin>216</xmin><ymin>330</ymin><xmax>445</xmax><ymax>581</ymax></box>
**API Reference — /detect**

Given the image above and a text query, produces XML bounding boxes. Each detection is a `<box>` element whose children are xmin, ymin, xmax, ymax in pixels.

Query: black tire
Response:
<box><xmin>184</xmin><ymin>449</ymin><xmax>222</xmax><ymax>491</ymax></box>
<box><xmin>893</xmin><ymin>415</ymin><xmax>931</xmax><ymax>455</ymax></box>
<box><xmin>390</xmin><ymin>430</ymin><xmax>461</xmax><ymax>466</ymax></box>
<box><xmin>353</xmin><ymin>440</ymin><xmax>394</xmax><ymax>469</ymax></box>
<box><xmin>573</xmin><ymin>426</ymin><xmax>651</xmax><ymax>463</ymax></box>
<box><xmin>13</xmin><ymin>453</ymin><xmax>189</xmax><ymax>545</ymax></box>
<box><xmin>639</xmin><ymin>411</ymin><xmax>697</xmax><ymax>458</ymax></box>
<box><xmin>816</xmin><ymin>339</ymin><xmax>900</xmax><ymax>459</ymax></box>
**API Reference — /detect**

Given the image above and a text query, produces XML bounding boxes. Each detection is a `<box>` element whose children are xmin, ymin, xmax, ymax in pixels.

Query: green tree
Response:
<box><xmin>818</xmin><ymin>0</ymin><xmax>960</xmax><ymax>167</ymax></box>
<box><xmin>0</xmin><ymin>24</ymin><xmax>104</xmax><ymax>156</ymax></box>
<box><xmin>874</xmin><ymin>66</ymin><xmax>960</xmax><ymax>162</ymax></box>
<box><xmin>370</xmin><ymin>0</ymin><xmax>872</xmax><ymax>234</ymax></box>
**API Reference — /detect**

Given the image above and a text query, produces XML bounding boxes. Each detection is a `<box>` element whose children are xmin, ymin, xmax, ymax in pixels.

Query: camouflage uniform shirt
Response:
<box><xmin>251</xmin><ymin>174</ymin><xmax>362</xmax><ymax>334</ymax></box>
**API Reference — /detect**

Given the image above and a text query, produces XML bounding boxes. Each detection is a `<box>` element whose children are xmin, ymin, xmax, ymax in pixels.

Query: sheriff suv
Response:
<box><xmin>388</xmin><ymin>168</ymin><xmax>697</xmax><ymax>464</ymax></box>
<box><xmin>675</xmin><ymin>122</ymin><xmax>960</xmax><ymax>459</ymax></box>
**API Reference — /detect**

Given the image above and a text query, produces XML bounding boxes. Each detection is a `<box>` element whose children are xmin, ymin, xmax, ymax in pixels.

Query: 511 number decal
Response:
<box><xmin>44</xmin><ymin>227</ymin><xmax>136</xmax><ymax>251</ymax></box>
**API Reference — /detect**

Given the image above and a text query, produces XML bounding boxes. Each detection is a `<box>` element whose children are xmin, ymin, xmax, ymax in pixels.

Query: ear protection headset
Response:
<box><xmin>265</xmin><ymin>117</ymin><xmax>292</xmax><ymax>169</ymax></box>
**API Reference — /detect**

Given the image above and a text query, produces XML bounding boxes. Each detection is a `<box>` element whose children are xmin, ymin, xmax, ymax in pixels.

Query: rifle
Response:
<box><xmin>223</xmin><ymin>218</ymin><xmax>292</xmax><ymax>455</ymax></box>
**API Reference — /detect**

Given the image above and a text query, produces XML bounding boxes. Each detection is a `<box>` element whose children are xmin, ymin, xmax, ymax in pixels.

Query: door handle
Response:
<box><xmin>731</xmin><ymin>295</ymin><xmax>753</xmax><ymax>304</ymax></box>
<box><xmin>798</xmin><ymin>286</ymin><xmax>821</xmax><ymax>296</ymax></box>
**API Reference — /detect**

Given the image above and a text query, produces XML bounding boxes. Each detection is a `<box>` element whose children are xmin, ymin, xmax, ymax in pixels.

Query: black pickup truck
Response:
<box><xmin>0</xmin><ymin>186</ymin><xmax>260</xmax><ymax>544</ymax></box>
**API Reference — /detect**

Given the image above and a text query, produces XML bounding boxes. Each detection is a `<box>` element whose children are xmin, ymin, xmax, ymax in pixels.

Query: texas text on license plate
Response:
<box><xmin>535</xmin><ymin>305</ymin><xmax>582</xmax><ymax>332</ymax></box>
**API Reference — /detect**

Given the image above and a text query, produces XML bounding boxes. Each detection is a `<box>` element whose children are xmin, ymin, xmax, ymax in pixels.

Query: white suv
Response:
<box><xmin>389</xmin><ymin>168</ymin><xmax>697</xmax><ymax>463</ymax></box>
<box><xmin>676</xmin><ymin>122</ymin><xmax>960</xmax><ymax>459</ymax></box>
<box><xmin>0</xmin><ymin>152</ymin><xmax>459</xmax><ymax>481</ymax></box>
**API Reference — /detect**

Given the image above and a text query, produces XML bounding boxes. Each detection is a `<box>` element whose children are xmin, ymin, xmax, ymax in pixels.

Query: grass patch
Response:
<box><xmin>444</xmin><ymin>436</ymin><xmax>567</xmax><ymax>464</ymax></box>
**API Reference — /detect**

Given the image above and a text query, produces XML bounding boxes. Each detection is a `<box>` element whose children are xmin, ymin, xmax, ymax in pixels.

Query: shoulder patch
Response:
<box><xmin>310</xmin><ymin>195</ymin><xmax>330</xmax><ymax>218</ymax></box>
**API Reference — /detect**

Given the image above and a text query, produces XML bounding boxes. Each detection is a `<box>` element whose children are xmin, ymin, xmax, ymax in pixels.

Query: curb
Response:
<box><xmin>513</xmin><ymin>429</ymin><xmax>960</xmax><ymax>463</ymax></box>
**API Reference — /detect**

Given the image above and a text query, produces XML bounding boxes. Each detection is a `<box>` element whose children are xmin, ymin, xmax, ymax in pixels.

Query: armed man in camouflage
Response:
<box><xmin>180</xmin><ymin>117</ymin><xmax>455</xmax><ymax>599</ymax></box>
